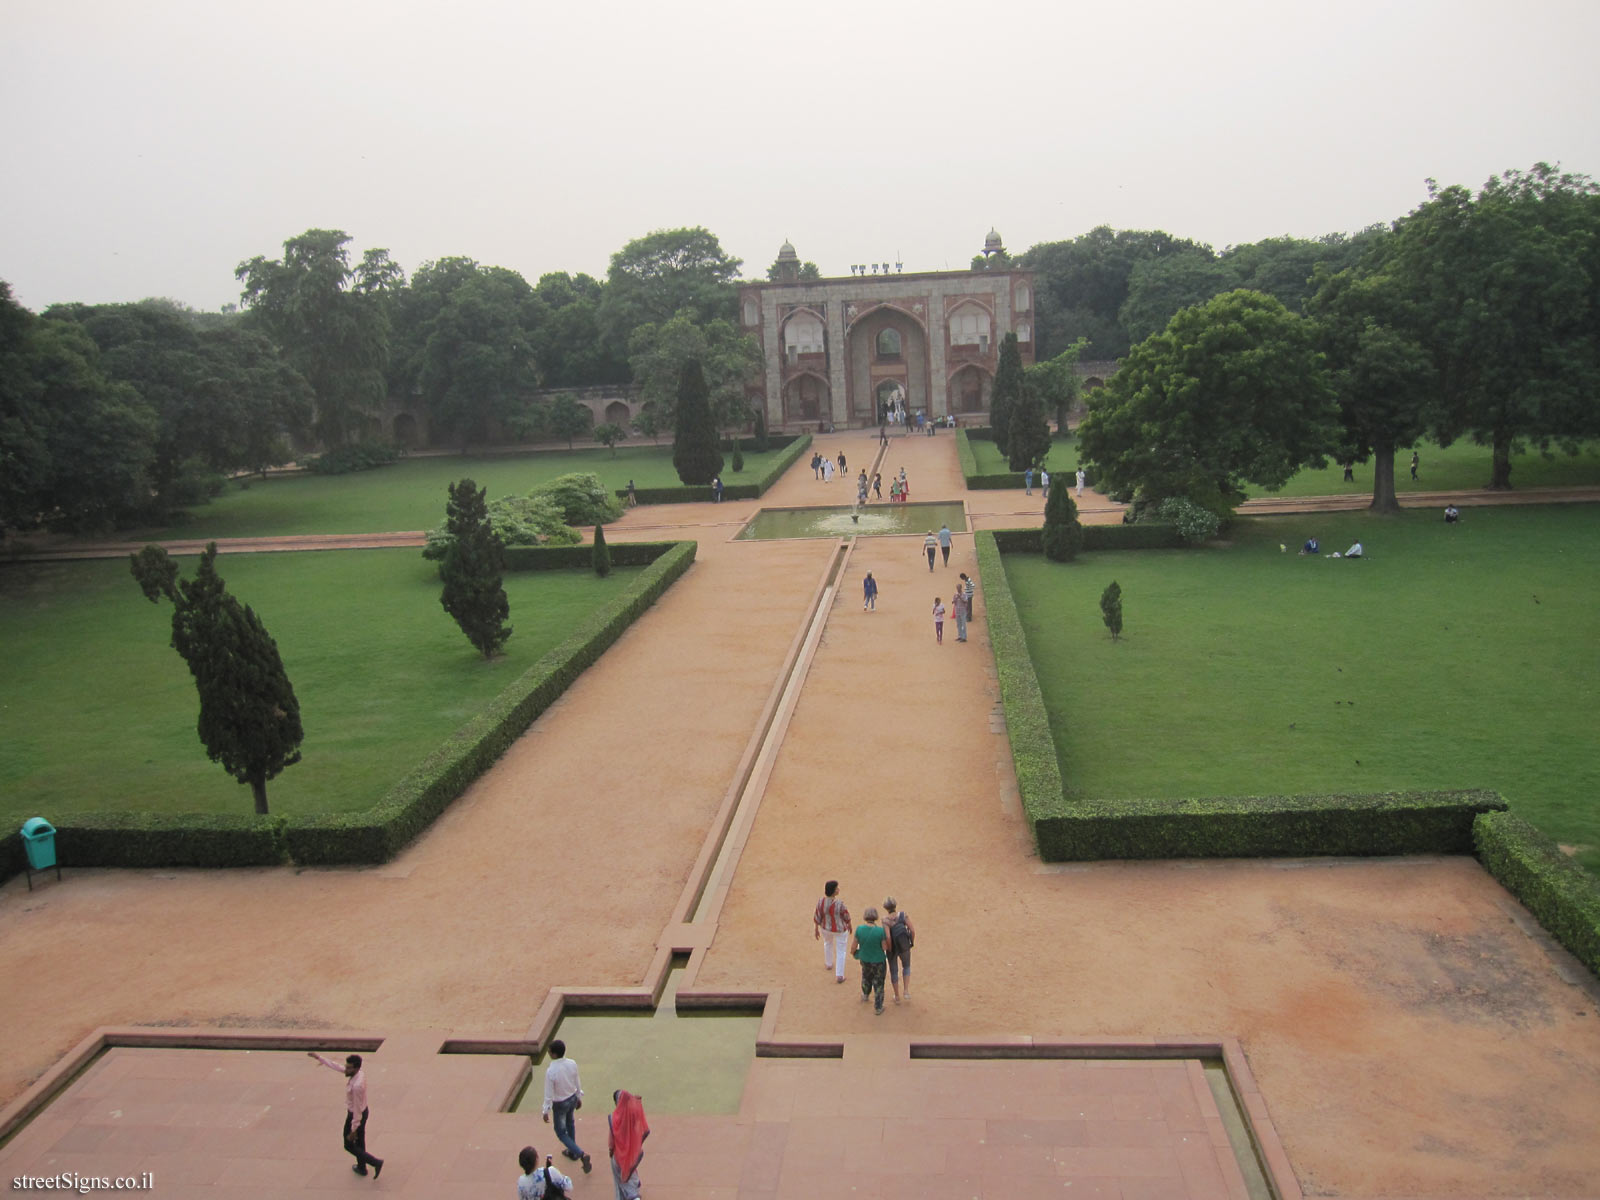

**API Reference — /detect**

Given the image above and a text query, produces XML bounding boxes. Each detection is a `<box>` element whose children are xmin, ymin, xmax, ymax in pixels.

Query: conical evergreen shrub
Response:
<box><xmin>592</xmin><ymin>522</ymin><xmax>611</xmax><ymax>577</ymax></box>
<box><xmin>672</xmin><ymin>359</ymin><xmax>724</xmax><ymax>485</ymax></box>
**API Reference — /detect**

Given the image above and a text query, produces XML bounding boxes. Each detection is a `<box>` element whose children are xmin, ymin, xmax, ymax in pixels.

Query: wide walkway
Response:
<box><xmin>3</xmin><ymin>432</ymin><xmax>1599</xmax><ymax>1197</ymax></box>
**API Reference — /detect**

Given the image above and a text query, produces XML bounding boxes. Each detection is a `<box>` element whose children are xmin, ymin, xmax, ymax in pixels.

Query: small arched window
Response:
<box><xmin>784</xmin><ymin>314</ymin><xmax>824</xmax><ymax>357</ymax></box>
<box><xmin>876</xmin><ymin>328</ymin><xmax>902</xmax><ymax>359</ymax></box>
<box><xmin>1017</xmin><ymin>322</ymin><xmax>1032</xmax><ymax>343</ymax></box>
<box><xmin>1015</xmin><ymin>284</ymin><xmax>1031</xmax><ymax>312</ymax></box>
<box><xmin>743</xmin><ymin>299</ymin><xmax>759</xmax><ymax>326</ymax></box>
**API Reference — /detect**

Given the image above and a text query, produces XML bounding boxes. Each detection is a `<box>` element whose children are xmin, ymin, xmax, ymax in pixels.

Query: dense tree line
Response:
<box><xmin>7</xmin><ymin>169</ymin><xmax>1597</xmax><ymax>536</ymax></box>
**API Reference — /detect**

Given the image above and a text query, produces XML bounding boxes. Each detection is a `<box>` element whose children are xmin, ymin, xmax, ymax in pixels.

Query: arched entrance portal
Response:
<box><xmin>949</xmin><ymin>365</ymin><xmax>990</xmax><ymax>415</ymax></box>
<box><xmin>604</xmin><ymin>400</ymin><xmax>630</xmax><ymax>426</ymax></box>
<box><xmin>783</xmin><ymin>374</ymin><xmax>829</xmax><ymax>425</ymax></box>
<box><xmin>875</xmin><ymin>379</ymin><xmax>906</xmax><ymax>424</ymax></box>
<box><xmin>393</xmin><ymin>412</ymin><xmax>420</xmax><ymax>448</ymax></box>
<box><xmin>847</xmin><ymin>306</ymin><xmax>927</xmax><ymax>426</ymax></box>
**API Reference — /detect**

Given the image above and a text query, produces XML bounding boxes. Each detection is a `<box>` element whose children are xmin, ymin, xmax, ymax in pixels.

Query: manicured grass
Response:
<box><xmin>1002</xmin><ymin>505</ymin><xmax>1600</xmax><ymax>871</ymax></box>
<box><xmin>967</xmin><ymin>433</ymin><xmax>1080</xmax><ymax>476</ymax></box>
<box><xmin>0</xmin><ymin>550</ymin><xmax>642</xmax><ymax>825</ymax></box>
<box><xmin>135</xmin><ymin>443</ymin><xmax>797</xmax><ymax>540</ymax></box>
<box><xmin>1250</xmin><ymin>439</ymin><xmax>1600</xmax><ymax>499</ymax></box>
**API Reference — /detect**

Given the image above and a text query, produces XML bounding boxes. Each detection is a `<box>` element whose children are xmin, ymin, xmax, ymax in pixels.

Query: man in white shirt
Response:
<box><xmin>542</xmin><ymin>1039</ymin><xmax>591</xmax><ymax>1173</ymax></box>
<box><xmin>1345</xmin><ymin>542</ymin><xmax>1363</xmax><ymax>559</ymax></box>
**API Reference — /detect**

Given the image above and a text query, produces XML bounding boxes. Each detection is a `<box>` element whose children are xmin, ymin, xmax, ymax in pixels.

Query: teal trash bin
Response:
<box><xmin>20</xmin><ymin>817</ymin><xmax>60</xmax><ymax>890</ymax></box>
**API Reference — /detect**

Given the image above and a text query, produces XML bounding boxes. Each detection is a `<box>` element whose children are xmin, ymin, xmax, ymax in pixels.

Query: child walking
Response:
<box><xmin>932</xmin><ymin>596</ymin><xmax>946</xmax><ymax>644</ymax></box>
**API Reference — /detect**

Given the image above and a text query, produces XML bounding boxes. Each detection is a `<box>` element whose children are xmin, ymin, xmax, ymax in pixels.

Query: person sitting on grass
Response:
<box><xmin>1344</xmin><ymin>542</ymin><xmax>1364</xmax><ymax>559</ymax></box>
<box><xmin>1444</xmin><ymin>504</ymin><xmax>1460</xmax><ymax>524</ymax></box>
<box><xmin>1299</xmin><ymin>537</ymin><xmax>1320</xmax><ymax>555</ymax></box>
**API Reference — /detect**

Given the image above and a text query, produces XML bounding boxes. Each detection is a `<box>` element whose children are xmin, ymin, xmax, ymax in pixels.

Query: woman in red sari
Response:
<box><xmin>608</xmin><ymin>1089</ymin><xmax>649</xmax><ymax>1200</ymax></box>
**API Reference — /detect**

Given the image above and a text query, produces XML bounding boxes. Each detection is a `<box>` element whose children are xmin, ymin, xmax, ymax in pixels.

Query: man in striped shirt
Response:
<box><xmin>814</xmin><ymin>880</ymin><xmax>851</xmax><ymax>983</ymax></box>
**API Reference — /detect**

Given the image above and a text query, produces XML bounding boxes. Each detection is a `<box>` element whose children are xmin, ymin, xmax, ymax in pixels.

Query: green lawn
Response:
<box><xmin>968</xmin><ymin>433</ymin><xmax>1080</xmax><ymax>476</ymax></box>
<box><xmin>133</xmin><ymin>443</ymin><xmax>796</xmax><ymax>541</ymax></box>
<box><xmin>0</xmin><ymin>550</ymin><xmax>641</xmax><ymax>824</ymax></box>
<box><xmin>1002</xmin><ymin>505</ymin><xmax>1600</xmax><ymax>871</ymax></box>
<box><xmin>1250</xmin><ymin>439</ymin><xmax>1600</xmax><ymax>499</ymax></box>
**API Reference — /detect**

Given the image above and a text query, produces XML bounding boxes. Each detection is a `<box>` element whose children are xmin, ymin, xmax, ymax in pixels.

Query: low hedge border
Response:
<box><xmin>0</xmin><ymin>542</ymin><xmax>696</xmax><ymax>883</ymax></box>
<box><xmin>991</xmin><ymin>525</ymin><xmax>1186</xmax><ymax>553</ymax></box>
<box><xmin>1475</xmin><ymin>810</ymin><xmax>1600</xmax><ymax>977</ymax></box>
<box><xmin>614</xmin><ymin>434</ymin><xmax>811</xmax><ymax>505</ymax></box>
<box><xmin>283</xmin><ymin>540</ymin><xmax>696</xmax><ymax>864</ymax></box>
<box><xmin>957</xmin><ymin>430</ymin><xmax>1088</xmax><ymax>491</ymax></box>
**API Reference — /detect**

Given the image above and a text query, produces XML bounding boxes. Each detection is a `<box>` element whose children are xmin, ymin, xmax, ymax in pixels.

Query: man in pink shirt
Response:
<box><xmin>309</xmin><ymin>1052</ymin><xmax>384</xmax><ymax>1178</ymax></box>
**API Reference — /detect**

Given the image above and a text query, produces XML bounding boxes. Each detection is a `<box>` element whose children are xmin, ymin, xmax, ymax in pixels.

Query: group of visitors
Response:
<box><xmin>309</xmin><ymin>1041</ymin><xmax>651</xmax><ymax>1199</ymax></box>
<box><xmin>888</xmin><ymin>467</ymin><xmax>910</xmax><ymax>502</ymax></box>
<box><xmin>1296</xmin><ymin>536</ymin><xmax>1364</xmax><ymax>559</ymax></box>
<box><xmin>932</xmin><ymin>574</ymin><xmax>976</xmax><ymax>643</ymax></box>
<box><xmin>814</xmin><ymin>880</ymin><xmax>917</xmax><ymax>1015</ymax></box>
<box><xmin>811</xmin><ymin>451</ymin><xmax>850</xmax><ymax>482</ymax></box>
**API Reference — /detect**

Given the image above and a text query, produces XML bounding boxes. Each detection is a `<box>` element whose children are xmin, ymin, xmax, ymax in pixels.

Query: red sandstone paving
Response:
<box><xmin>3</xmin><ymin>430</ymin><xmax>1599</xmax><ymax>1195</ymax></box>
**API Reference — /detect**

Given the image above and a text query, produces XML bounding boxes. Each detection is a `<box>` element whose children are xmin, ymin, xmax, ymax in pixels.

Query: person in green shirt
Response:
<box><xmin>850</xmin><ymin>907</ymin><xmax>891</xmax><ymax>1014</ymax></box>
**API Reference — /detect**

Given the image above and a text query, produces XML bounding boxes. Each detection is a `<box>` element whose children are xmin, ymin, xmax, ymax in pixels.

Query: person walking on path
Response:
<box><xmin>880</xmin><ymin>423</ymin><xmax>889</xmax><ymax>447</ymax></box>
<box><xmin>822</xmin><ymin>457</ymin><xmax>834</xmax><ymax>483</ymax></box>
<box><xmin>517</xmin><ymin>1145</ymin><xmax>573</xmax><ymax>1199</ymax></box>
<box><xmin>1041</xmin><ymin>468</ymin><xmax>1051</xmax><ymax>499</ymax></box>
<box><xmin>1410</xmin><ymin>450</ymin><xmax>1420</xmax><ymax>481</ymax></box>
<box><xmin>542</xmin><ymin>1039</ymin><xmax>592</xmax><ymax>1174</ymax></box>
<box><xmin>862</xmin><ymin>571</ymin><xmax>878</xmax><ymax>611</ymax></box>
<box><xmin>625</xmin><ymin>479</ymin><xmax>638</xmax><ymax>508</ymax></box>
<box><xmin>815</xmin><ymin>880</ymin><xmax>851</xmax><ymax>982</ymax></box>
<box><xmin>962</xmin><ymin>572</ymin><xmax>976</xmax><ymax>622</ymax></box>
<box><xmin>898</xmin><ymin>467</ymin><xmax>908</xmax><ymax>500</ymax></box>
<box><xmin>811</xmin><ymin>453</ymin><xmax>821</xmax><ymax>479</ymax></box>
<box><xmin>932</xmin><ymin>596</ymin><xmax>946</xmax><ymax>644</ymax></box>
<box><xmin>953</xmin><ymin>575</ymin><xmax>969</xmax><ymax>642</ymax></box>
<box><xmin>938</xmin><ymin>524</ymin><xmax>953</xmax><ymax>567</ymax></box>
<box><xmin>308</xmin><ymin>1052</ymin><xmax>384</xmax><ymax>1179</ymax></box>
<box><xmin>923</xmin><ymin>531</ymin><xmax>938</xmax><ymax>572</ymax></box>
<box><xmin>850</xmin><ymin>906</ymin><xmax>891</xmax><ymax>1014</ymax></box>
<box><xmin>607</xmin><ymin>1090</ymin><xmax>650</xmax><ymax>1200</ymax></box>
<box><xmin>1076</xmin><ymin>468</ymin><xmax>1086</xmax><ymax>497</ymax></box>
<box><xmin>838</xmin><ymin>451</ymin><xmax>847</xmax><ymax>474</ymax></box>
<box><xmin>883</xmin><ymin>896</ymin><xmax>916</xmax><ymax>1003</ymax></box>
<box><xmin>1024</xmin><ymin>466</ymin><xmax>1034</xmax><ymax>496</ymax></box>
<box><xmin>712</xmin><ymin>474</ymin><xmax>723</xmax><ymax>503</ymax></box>
<box><xmin>872</xmin><ymin>472</ymin><xmax>882</xmax><ymax>500</ymax></box>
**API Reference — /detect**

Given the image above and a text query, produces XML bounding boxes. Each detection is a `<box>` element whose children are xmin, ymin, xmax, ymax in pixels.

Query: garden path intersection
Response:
<box><xmin>1</xmin><ymin>437</ymin><xmax>1597</xmax><ymax>1197</ymax></box>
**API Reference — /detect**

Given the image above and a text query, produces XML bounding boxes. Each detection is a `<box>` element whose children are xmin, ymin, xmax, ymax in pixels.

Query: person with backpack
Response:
<box><xmin>516</xmin><ymin>1145</ymin><xmax>572</xmax><ymax>1199</ymax></box>
<box><xmin>883</xmin><ymin>896</ymin><xmax>916</xmax><ymax>1003</ymax></box>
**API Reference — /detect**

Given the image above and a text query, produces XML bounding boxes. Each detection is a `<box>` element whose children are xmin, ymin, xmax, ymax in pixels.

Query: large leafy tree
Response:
<box><xmin>528</xmin><ymin>271</ymin><xmax>628</xmax><ymax>387</ymax></box>
<box><xmin>439</xmin><ymin>478</ymin><xmax>511</xmax><ymax>659</ymax></box>
<box><xmin>48</xmin><ymin>299</ymin><xmax>310</xmax><ymax>503</ymax></box>
<box><xmin>628</xmin><ymin>310</ymin><xmax>761</xmax><ymax>433</ymax></box>
<box><xmin>1</xmin><ymin>283</ymin><xmax>156</xmax><ymax>533</ymax></box>
<box><xmin>130</xmin><ymin>542</ymin><xmax>303</xmax><ymax>814</ymax></box>
<box><xmin>1119</xmin><ymin>251</ymin><xmax>1240</xmax><ymax>345</ymax></box>
<box><xmin>1307</xmin><ymin>254</ymin><xmax>1435</xmax><ymax>513</ymax></box>
<box><xmin>236</xmin><ymin>229</ymin><xmax>396</xmax><ymax>446</ymax></box>
<box><xmin>1078</xmin><ymin>290</ymin><xmax>1338</xmax><ymax>516</ymax></box>
<box><xmin>598</xmin><ymin>227</ymin><xmax>741</xmax><ymax>357</ymax></box>
<box><xmin>1385</xmin><ymin>164</ymin><xmax>1600</xmax><ymax>488</ymax></box>
<box><xmin>989</xmin><ymin>332</ymin><xmax>1022</xmax><ymax>454</ymax></box>
<box><xmin>1020</xmin><ymin>227</ymin><xmax>1210</xmax><ymax>359</ymax></box>
<box><xmin>416</xmin><ymin>264</ymin><xmax>539</xmax><ymax>447</ymax></box>
<box><xmin>1024</xmin><ymin>341</ymin><xmax>1088</xmax><ymax>433</ymax></box>
<box><xmin>671</xmin><ymin>359</ymin><xmax>723</xmax><ymax>485</ymax></box>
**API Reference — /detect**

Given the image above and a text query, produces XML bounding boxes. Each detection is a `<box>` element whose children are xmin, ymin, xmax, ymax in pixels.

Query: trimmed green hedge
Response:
<box><xmin>990</xmin><ymin>525</ymin><xmax>1185</xmax><ymax>553</ymax></box>
<box><xmin>283</xmin><ymin>540</ymin><xmax>697</xmax><ymax>864</ymax></box>
<box><xmin>956</xmin><ymin>431</ymin><xmax>1022</xmax><ymax>490</ymax></box>
<box><xmin>975</xmin><ymin>532</ymin><xmax>1068</xmax><ymax>830</ymax></box>
<box><xmin>1035</xmin><ymin>790</ymin><xmax>1505</xmax><ymax>862</ymax></box>
<box><xmin>0</xmin><ymin>814</ymin><xmax>286</xmax><ymax>882</ymax></box>
<box><xmin>1476</xmin><ymin>810</ymin><xmax>1600</xmax><ymax>977</ymax></box>
<box><xmin>0</xmin><ymin>542</ymin><xmax>696</xmax><ymax>883</ymax></box>
<box><xmin>616</xmin><ymin>434</ymin><xmax>811</xmax><ymax>504</ymax></box>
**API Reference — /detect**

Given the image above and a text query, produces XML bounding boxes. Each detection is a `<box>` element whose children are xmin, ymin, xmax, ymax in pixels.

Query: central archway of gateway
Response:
<box><xmin>848</xmin><ymin>304</ymin><xmax>927</xmax><ymax>422</ymax></box>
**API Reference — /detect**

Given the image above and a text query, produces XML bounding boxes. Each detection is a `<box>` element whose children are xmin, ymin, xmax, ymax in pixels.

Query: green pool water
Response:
<box><xmin>735</xmin><ymin>501</ymin><xmax>967</xmax><ymax>540</ymax></box>
<box><xmin>511</xmin><ymin>966</ymin><xmax>760</xmax><ymax>1116</ymax></box>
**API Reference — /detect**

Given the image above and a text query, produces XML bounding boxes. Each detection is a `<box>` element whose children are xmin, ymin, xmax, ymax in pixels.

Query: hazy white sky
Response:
<box><xmin>4</xmin><ymin>0</ymin><xmax>1597</xmax><ymax>313</ymax></box>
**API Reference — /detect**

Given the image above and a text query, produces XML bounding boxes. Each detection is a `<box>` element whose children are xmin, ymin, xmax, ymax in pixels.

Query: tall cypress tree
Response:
<box><xmin>990</xmin><ymin>332</ymin><xmax>1022</xmax><ymax>455</ymax></box>
<box><xmin>130</xmin><ymin>542</ymin><xmax>304</xmax><ymax>814</ymax></box>
<box><xmin>440</xmin><ymin>478</ymin><xmax>512</xmax><ymax>658</ymax></box>
<box><xmin>1041</xmin><ymin>482</ymin><xmax>1085</xmax><ymax>562</ymax></box>
<box><xmin>1006</xmin><ymin>377</ymin><xmax>1052</xmax><ymax>471</ymax></box>
<box><xmin>672</xmin><ymin>358</ymin><xmax>723</xmax><ymax>485</ymax></box>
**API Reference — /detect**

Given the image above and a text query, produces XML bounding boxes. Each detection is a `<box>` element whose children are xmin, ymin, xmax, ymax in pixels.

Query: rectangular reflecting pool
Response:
<box><xmin>735</xmin><ymin>501</ymin><xmax>967</xmax><ymax>540</ymax></box>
